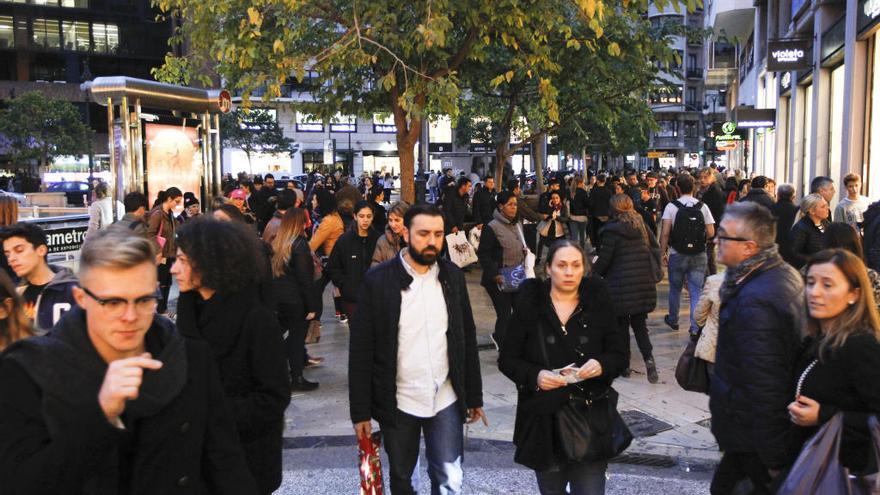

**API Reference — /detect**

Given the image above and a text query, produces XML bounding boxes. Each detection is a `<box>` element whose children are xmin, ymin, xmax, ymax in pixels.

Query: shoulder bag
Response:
<box><xmin>674</xmin><ymin>336</ymin><xmax>710</xmax><ymax>394</ymax></box>
<box><xmin>497</xmin><ymin>223</ymin><xmax>536</xmax><ymax>293</ymax></box>
<box><xmin>536</xmin><ymin>318</ymin><xmax>633</xmax><ymax>463</ymax></box>
<box><xmin>154</xmin><ymin>214</ymin><xmax>167</xmax><ymax>250</ymax></box>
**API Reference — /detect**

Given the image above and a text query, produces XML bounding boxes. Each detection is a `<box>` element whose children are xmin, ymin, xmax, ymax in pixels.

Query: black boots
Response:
<box><xmin>291</xmin><ymin>375</ymin><xmax>319</xmax><ymax>392</ymax></box>
<box><xmin>645</xmin><ymin>357</ymin><xmax>659</xmax><ymax>384</ymax></box>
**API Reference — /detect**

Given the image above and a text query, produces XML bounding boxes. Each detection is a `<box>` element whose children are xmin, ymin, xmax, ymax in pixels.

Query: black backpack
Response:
<box><xmin>669</xmin><ymin>200</ymin><xmax>707</xmax><ymax>255</ymax></box>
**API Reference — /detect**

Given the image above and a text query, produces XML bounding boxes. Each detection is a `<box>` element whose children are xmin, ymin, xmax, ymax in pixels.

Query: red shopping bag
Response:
<box><xmin>358</xmin><ymin>432</ymin><xmax>384</xmax><ymax>495</ymax></box>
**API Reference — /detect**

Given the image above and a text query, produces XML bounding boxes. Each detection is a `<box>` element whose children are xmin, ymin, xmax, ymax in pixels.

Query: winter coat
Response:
<box><xmin>498</xmin><ymin>277</ymin><xmax>626</xmax><ymax>471</ymax></box>
<box><xmin>309</xmin><ymin>212</ymin><xmax>344</xmax><ymax>257</ymax></box>
<box><xmin>370</xmin><ymin>201</ymin><xmax>387</xmax><ymax>233</ymax></box>
<box><xmin>175</xmin><ymin>288</ymin><xmax>290</xmax><ymax>495</ymax></box>
<box><xmin>593</xmin><ymin>219</ymin><xmax>658</xmax><ymax>316</ymax></box>
<box><xmin>0</xmin><ymin>309</ymin><xmax>258</xmax><ymax>495</ymax></box>
<box><xmin>770</xmin><ymin>200</ymin><xmax>799</xmax><ymax>266</ymax></box>
<box><xmin>326</xmin><ymin>229</ymin><xmax>381</xmax><ymax>303</ymax></box>
<box><xmin>864</xmin><ymin>201</ymin><xmax>880</xmax><ymax>272</ymax></box>
<box><xmin>146</xmin><ymin>206</ymin><xmax>177</xmax><ymax>259</ymax></box>
<box><xmin>86</xmin><ymin>197</ymin><xmax>124</xmax><ymax>235</ymax></box>
<box><xmin>739</xmin><ymin>188</ymin><xmax>775</xmax><ymax>211</ymax></box>
<box><xmin>709</xmin><ymin>257</ymin><xmax>805</xmax><ymax>469</ymax></box>
<box><xmin>517</xmin><ymin>195</ymin><xmax>543</xmax><ymax>223</ymax></box>
<box><xmin>349</xmin><ymin>255</ymin><xmax>483</xmax><ymax>426</ymax></box>
<box><xmin>791</xmin><ymin>334</ymin><xmax>880</xmax><ymax>472</ymax></box>
<box><xmin>477</xmin><ymin>210</ymin><xmax>526</xmax><ymax>288</ymax></box>
<box><xmin>472</xmin><ymin>187</ymin><xmax>496</xmax><ymax>226</ymax></box>
<box><xmin>371</xmin><ymin>226</ymin><xmax>404</xmax><ymax>267</ymax></box>
<box><xmin>694</xmin><ymin>273</ymin><xmax>723</xmax><ymax>363</ymax></box>
<box><xmin>443</xmin><ymin>191</ymin><xmax>469</xmax><ymax>233</ymax></box>
<box><xmin>788</xmin><ymin>216</ymin><xmax>830</xmax><ymax>269</ymax></box>
<box><xmin>698</xmin><ymin>183</ymin><xmax>726</xmax><ymax>227</ymax></box>
<box><xmin>272</xmin><ymin>236</ymin><xmax>321</xmax><ymax>315</ymax></box>
<box><xmin>588</xmin><ymin>185</ymin><xmax>612</xmax><ymax>219</ymax></box>
<box><xmin>569</xmin><ymin>188</ymin><xmax>589</xmax><ymax>217</ymax></box>
<box><xmin>18</xmin><ymin>265</ymin><xmax>78</xmax><ymax>333</ymax></box>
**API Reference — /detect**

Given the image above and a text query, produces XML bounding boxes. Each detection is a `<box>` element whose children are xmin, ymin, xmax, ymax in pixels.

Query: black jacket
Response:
<box><xmin>792</xmin><ymin>334</ymin><xmax>880</xmax><ymax>472</ymax></box>
<box><xmin>272</xmin><ymin>236</ymin><xmax>321</xmax><ymax>314</ymax></box>
<box><xmin>349</xmin><ymin>255</ymin><xmax>483</xmax><ymax>426</ymax></box>
<box><xmin>175</xmin><ymin>288</ymin><xmax>290</xmax><ymax>495</ymax></box>
<box><xmin>864</xmin><ymin>201</ymin><xmax>880</xmax><ymax>272</ymax></box>
<box><xmin>443</xmin><ymin>191</ymin><xmax>469</xmax><ymax>233</ymax></box>
<box><xmin>0</xmin><ymin>310</ymin><xmax>258</xmax><ymax>495</ymax></box>
<box><xmin>570</xmin><ymin>188</ymin><xmax>589</xmax><ymax>216</ymax></box>
<box><xmin>770</xmin><ymin>200</ymin><xmax>799</xmax><ymax>266</ymax></box>
<box><xmin>326</xmin><ymin>229</ymin><xmax>381</xmax><ymax>303</ymax></box>
<box><xmin>699</xmin><ymin>183</ymin><xmax>727</xmax><ymax>227</ymax></box>
<box><xmin>498</xmin><ymin>277</ymin><xmax>626</xmax><ymax>471</ymax></box>
<box><xmin>370</xmin><ymin>201</ymin><xmax>387</xmax><ymax>233</ymax></box>
<box><xmin>788</xmin><ymin>216</ymin><xmax>830</xmax><ymax>269</ymax></box>
<box><xmin>472</xmin><ymin>187</ymin><xmax>496</xmax><ymax>226</ymax></box>
<box><xmin>739</xmin><ymin>188</ymin><xmax>775</xmax><ymax>211</ymax></box>
<box><xmin>588</xmin><ymin>185</ymin><xmax>612</xmax><ymax>218</ymax></box>
<box><xmin>593</xmin><ymin>220</ymin><xmax>658</xmax><ymax>316</ymax></box>
<box><xmin>709</xmin><ymin>257</ymin><xmax>805</xmax><ymax>469</ymax></box>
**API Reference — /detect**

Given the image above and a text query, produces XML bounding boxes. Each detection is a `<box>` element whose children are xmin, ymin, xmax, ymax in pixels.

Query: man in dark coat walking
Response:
<box><xmin>710</xmin><ymin>202</ymin><xmax>804</xmax><ymax>494</ymax></box>
<box><xmin>739</xmin><ymin>176</ymin><xmax>775</xmax><ymax>211</ymax></box>
<box><xmin>349</xmin><ymin>204</ymin><xmax>486</xmax><ymax>495</ymax></box>
<box><xmin>0</xmin><ymin>231</ymin><xmax>258</xmax><ymax>495</ymax></box>
<box><xmin>472</xmin><ymin>176</ymin><xmax>497</xmax><ymax>228</ymax></box>
<box><xmin>443</xmin><ymin>177</ymin><xmax>471</xmax><ymax>234</ymax></box>
<box><xmin>698</xmin><ymin>168</ymin><xmax>727</xmax><ymax>275</ymax></box>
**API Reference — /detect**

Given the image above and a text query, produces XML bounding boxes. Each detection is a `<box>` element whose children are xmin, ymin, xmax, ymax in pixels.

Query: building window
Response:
<box><xmin>429</xmin><ymin>115</ymin><xmax>452</xmax><ymax>143</ymax></box>
<box><xmin>329</xmin><ymin>114</ymin><xmax>356</xmax><ymax>133</ymax></box>
<box><xmin>684</xmin><ymin>121</ymin><xmax>698</xmax><ymax>137</ymax></box>
<box><xmin>373</xmin><ymin>113</ymin><xmax>396</xmax><ymax>133</ymax></box>
<box><xmin>686</xmin><ymin>86</ymin><xmax>697</xmax><ymax>106</ymax></box>
<box><xmin>32</xmin><ymin>19</ymin><xmax>61</xmax><ymax>50</ymax></box>
<box><xmin>828</xmin><ymin>64</ymin><xmax>845</xmax><ymax>185</ymax></box>
<box><xmin>92</xmin><ymin>23</ymin><xmax>118</xmax><ymax>53</ymax></box>
<box><xmin>655</xmin><ymin>120</ymin><xmax>679</xmax><ymax>137</ymax></box>
<box><xmin>32</xmin><ymin>0</ymin><xmax>60</xmax><ymax>6</ymax></box>
<box><xmin>0</xmin><ymin>16</ymin><xmax>13</xmax><ymax>48</ymax></box>
<box><xmin>60</xmin><ymin>0</ymin><xmax>88</xmax><ymax>7</ymax></box>
<box><xmin>295</xmin><ymin>112</ymin><xmax>323</xmax><ymax>132</ymax></box>
<box><xmin>62</xmin><ymin>21</ymin><xmax>89</xmax><ymax>51</ymax></box>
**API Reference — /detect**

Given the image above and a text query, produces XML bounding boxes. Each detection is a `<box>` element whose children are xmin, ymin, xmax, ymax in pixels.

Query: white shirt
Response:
<box><xmin>834</xmin><ymin>196</ymin><xmax>870</xmax><ymax>226</ymax></box>
<box><xmin>661</xmin><ymin>194</ymin><xmax>715</xmax><ymax>255</ymax></box>
<box><xmin>396</xmin><ymin>251</ymin><xmax>456</xmax><ymax>418</ymax></box>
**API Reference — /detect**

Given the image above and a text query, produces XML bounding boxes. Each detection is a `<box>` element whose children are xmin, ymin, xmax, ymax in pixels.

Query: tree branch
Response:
<box><xmin>431</xmin><ymin>28</ymin><xmax>478</xmax><ymax>79</ymax></box>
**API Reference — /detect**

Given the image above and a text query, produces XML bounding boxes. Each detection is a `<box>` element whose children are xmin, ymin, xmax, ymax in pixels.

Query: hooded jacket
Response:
<box><xmin>371</xmin><ymin>225</ymin><xmax>404</xmax><ymax>267</ymax></box>
<box><xmin>175</xmin><ymin>288</ymin><xmax>290</xmax><ymax>494</ymax></box>
<box><xmin>0</xmin><ymin>308</ymin><xmax>258</xmax><ymax>495</ymax></box>
<box><xmin>593</xmin><ymin>219</ymin><xmax>658</xmax><ymax>316</ymax></box>
<box><xmin>18</xmin><ymin>264</ymin><xmax>78</xmax><ymax>332</ymax></box>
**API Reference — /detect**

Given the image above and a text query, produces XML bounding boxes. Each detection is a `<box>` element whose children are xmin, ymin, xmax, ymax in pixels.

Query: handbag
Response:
<box><xmin>777</xmin><ymin>414</ymin><xmax>880</xmax><ymax>495</ymax></box>
<box><xmin>305</xmin><ymin>319</ymin><xmax>321</xmax><ymax>344</ymax></box>
<box><xmin>496</xmin><ymin>224</ymin><xmax>536</xmax><ymax>293</ymax></box>
<box><xmin>154</xmin><ymin>214</ymin><xmax>167</xmax><ymax>250</ymax></box>
<box><xmin>674</xmin><ymin>337</ymin><xmax>710</xmax><ymax>394</ymax></box>
<box><xmin>537</xmin><ymin>321</ymin><xmax>633</xmax><ymax>463</ymax></box>
<box><xmin>358</xmin><ymin>432</ymin><xmax>384</xmax><ymax>495</ymax></box>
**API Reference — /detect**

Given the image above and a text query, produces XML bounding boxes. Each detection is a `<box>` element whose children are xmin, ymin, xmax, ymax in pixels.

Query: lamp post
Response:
<box><xmin>80</xmin><ymin>59</ymin><xmax>94</xmax><ymax>185</ymax></box>
<box><xmin>704</xmin><ymin>94</ymin><xmax>717</xmax><ymax>165</ymax></box>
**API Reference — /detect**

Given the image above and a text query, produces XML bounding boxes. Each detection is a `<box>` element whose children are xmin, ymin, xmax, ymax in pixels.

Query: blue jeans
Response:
<box><xmin>667</xmin><ymin>251</ymin><xmax>708</xmax><ymax>333</ymax></box>
<box><xmin>535</xmin><ymin>460</ymin><xmax>608</xmax><ymax>494</ymax></box>
<box><xmin>380</xmin><ymin>402</ymin><xmax>463</xmax><ymax>495</ymax></box>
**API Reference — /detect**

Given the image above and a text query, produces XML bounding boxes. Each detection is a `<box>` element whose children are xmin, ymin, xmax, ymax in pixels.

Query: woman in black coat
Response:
<box><xmin>787</xmin><ymin>249</ymin><xmax>880</xmax><ymax>474</ymax></box>
<box><xmin>593</xmin><ymin>194</ymin><xmax>659</xmax><ymax>383</ymax></box>
<box><xmin>770</xmin><ymin>184</ymin><xmax>800</xmax><ymax>266</ymax></box>
<box><xmin>271</xmin><ymin>208</ymin><xmax>322</xmax><ymax>392</ymax></box>
<box><xmin>499</xmin><ymin>240</ymin><xmax>627</xmax><ymax>495</ymax></box>
<box><xmin>172</xmin><ymin>218</ymin><xmax>290</xmax><ymax>495</ymax></box>
<box><xmin>788</xmin><ymin>193</ymin><xmax>831</xmax><ymax>269</ymax></box>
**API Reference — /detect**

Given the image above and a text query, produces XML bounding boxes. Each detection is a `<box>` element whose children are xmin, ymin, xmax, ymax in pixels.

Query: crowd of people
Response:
<box><xmin>0</xmin><ymin>162</ymin><xmax>877</xmax><ymax>494</ymax></box>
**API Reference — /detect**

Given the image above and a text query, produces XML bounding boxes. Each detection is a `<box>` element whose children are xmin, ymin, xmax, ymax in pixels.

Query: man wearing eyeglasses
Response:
<box><xmin>0</xmin><ymin>231</ymin><xmax>258</xmax><ymax>494</ymax></box>
<box><xmin>709</xmin><ymin>202</ymin><xmax>804</xmax><ymax>495</ymax></box>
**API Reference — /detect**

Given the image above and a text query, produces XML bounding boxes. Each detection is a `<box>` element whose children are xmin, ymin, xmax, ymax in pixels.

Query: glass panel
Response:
<box><xmin>373</xmin><ymin>113</ymin><xmax>396</xmax><ymax>133</ymax></box>
<box><xmin>828</xmin><ymin>64</ymin><xmax>844</xmax><ymax>186</ymax></box>
<box><xmin>93</xmin><ymin>22</ymin><xmax>105</xmax><ymax>52</ymax></box>
<box><xmin>33</xmin><ymin>19</ymin><xmax>61</xmax><ymax>49</ymax></box>
<box><xmin>60</xmin><ymin>0</ymin><xmax>89</xmax><ymax>6</ymax></box>
<box><xmin>329</xmin><ymin>113</ymin><xmax>356</xmax><ymax>132</ymax></box>
<box><xmin>62</xmin><ymin>21</ymin><xmax>88</xmax><ymax>51</ymax></box>
<box><xmin>32</xmin><ymin>0</ymin><xmax>60</xmax><ymax>6</ymax></box>
<box><xmin>0</xmin><ymin>16</ymin><xmax>13</xmax><ymax>49</ymax></box>
<box><xmin>870</xmin><ymin>37</ymin><xmax>880</xmax><ymax>196</ymax></box>
<box><xmin>105</xmin><ymin>23</ymin><xmax>117</xmax><ymax>52</ymax></box>
<box><xmin>429</xmin><ymin>115</ymin><xmax>452</xmax><ymax>143</ymax></box>
<box><xmin>295</xmin><ymin>111</ymin><xmax>323</xmax><ymax>132</ymax></box>
<box><xmin>803</xmin><ymin>84</ymin><xmax>813</xmax><ymax>175</ymax></box>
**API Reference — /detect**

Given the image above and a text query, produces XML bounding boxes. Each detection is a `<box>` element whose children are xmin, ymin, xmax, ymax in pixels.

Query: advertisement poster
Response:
<box><xmin>145</xmin><ymin>123</ymin><xmax>201</xmax><ymax>206</ymax></box>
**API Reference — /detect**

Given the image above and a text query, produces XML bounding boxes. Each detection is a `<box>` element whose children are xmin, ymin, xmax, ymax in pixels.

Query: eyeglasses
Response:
<box><xmin>80</xmin><ymin>287</ymin><xmax>160</xmax><ymax>317</ymax></box>
<box><xmin>716</xmin><ymin>230</ymin><xmax>752</xmax><ymax>243</ymax></box>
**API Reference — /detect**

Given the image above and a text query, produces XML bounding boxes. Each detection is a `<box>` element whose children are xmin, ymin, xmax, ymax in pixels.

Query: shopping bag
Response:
<box><xmin>358</xmin><ymin>432</ymin><xmax>384</xmax><ymax>495</ymax></box>
<box><xmin>674</xmin><ymin>338</ymin><xmax>710</xmax><ymax>394</ymax></box>
<box><xmin>446</xmin><ymin>231</ymin><xmax>479</xmax><ymax>267</ymax></box>
<box><xmin>777</xmin><ymin>413</ymin><xmax>852</xmax><ymax>495</ymax></box>
<box><xmin>468</xmin><ymin>227</ymin><xmax>481</xmax><ymax>251</ymax></box>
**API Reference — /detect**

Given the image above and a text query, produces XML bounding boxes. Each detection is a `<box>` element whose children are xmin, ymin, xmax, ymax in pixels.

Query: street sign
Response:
<box><xmin>323</xmin><ymin>139</ymin><xmax>336</xmax><ymax>165</ymax></box>
<box><xmin>767</xmin><ymin>39</ymin><xmax>813</xmax><ymax>71</ymax></box>
<box><xmin>646</xmin><ymin>151</ymin><xmax>664</xmax><ymax>159</ymax></box>
<box><xmin>217</xmin><ymin>90</ymin><xmax>232</xmax><ymax>113</ymax></box>
<box><xmin>45</xmin><ymin>226</ymin><xmax>88</xmax><ymax>254</ymax></box>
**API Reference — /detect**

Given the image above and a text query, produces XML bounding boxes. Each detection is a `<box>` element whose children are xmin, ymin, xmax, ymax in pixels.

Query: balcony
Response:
<box><xmin>686</xmin><ymin>68</ymin><xmax>704</xmax><ymax>79</ymax></box>
<box><xmin>706</xmin><ymin>0</ymin><xmax>754</xmax><ymax>39</ymax></box>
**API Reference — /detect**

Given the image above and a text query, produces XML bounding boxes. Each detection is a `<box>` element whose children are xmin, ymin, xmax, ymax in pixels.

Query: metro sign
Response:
<box><xmin>218</xmin><ymin>90</ymin><xmax>232</xmax><ymax>114</ymax></box>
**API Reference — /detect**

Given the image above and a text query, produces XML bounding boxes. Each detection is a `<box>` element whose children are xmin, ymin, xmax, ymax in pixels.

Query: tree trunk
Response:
<box><xmin>494</xmin><ymin>138</ymin><xmax>509</xmax><ymax>193</ymax></box>
<box><xmin>534</xmin><ymin>132</ymin><xmax>547</xmax><ymax>194</ymax></box>
<box><xmin>391</xmin><ymin>87</ymin><xmax>423</xmax><ymax>204</ymax></box>
<box><xmin>245</xmin><ymin>150</ymin><xmax>253</xmax><ymax>175</ymax></box>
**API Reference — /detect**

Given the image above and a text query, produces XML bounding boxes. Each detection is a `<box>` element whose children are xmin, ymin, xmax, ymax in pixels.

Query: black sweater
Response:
<box><xmin>792</xmin><ymin>334</ymin><xmax>880</xmax><ymax>472</ymax></box>
<box><xmin>326</xmin><ymin>229</ymin><xmax>381</xmax><ymax>303</ymax></box>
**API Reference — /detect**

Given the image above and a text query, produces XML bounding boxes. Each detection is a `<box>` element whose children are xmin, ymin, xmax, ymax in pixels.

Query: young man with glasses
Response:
<box><xmin>0</xmin><ymin>230</ymin><xmax>259</xmax><ymax>494</ymax></box>
<box><xmin>1</xmin><ymin>222</ymin><xmax>79</xmax><ymax>332</ymax></box>
<box><xmin>709</xmin><ymin>202</ymin><xmax>804</xmax><ymax>494</ymax></box>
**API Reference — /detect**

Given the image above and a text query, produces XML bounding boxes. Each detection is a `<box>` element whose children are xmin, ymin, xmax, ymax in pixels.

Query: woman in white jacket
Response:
<box><xmin>86</xmin><ymin>182</ymin><xmax>122</xmax><ymax>235</ymax></box>
<box><xmin>693</xmin><ymin>272</ymin><xmax>724</xmax><ymax>371</ymax></box>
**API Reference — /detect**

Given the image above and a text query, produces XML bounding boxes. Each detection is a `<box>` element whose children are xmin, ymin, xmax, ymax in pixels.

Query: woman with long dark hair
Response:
<box><xmin>499</xmin><ymin>240</ymin><xmax>627</xmax><ymax>494</ymax></box>
<box><xmin>0</xmin><ymin>196</ymin><xmax>18</xmax><ymax>280</ymax></box>
<box><xmin>0</xmin><ymin>270</ymin><xmax>31</xmax><ymax>351</ymax></box>
<box><xmin>147</xmin><ymin>187</ymin><xmax>182</xmax><ymax>314</ymax></box>
<box><xmin>594</xmin><ymin>194</ymin><xmax>659</xmax><ymax>383</ymax></box>
<box><xmin>271</xmin><ymin>208</ymin><xmax>321</xmax><ymax>391</ymax></box>
<box><xmin>786</xmin><ymin>249</ymin><xmax>880</xmax><ymax>477</ymax></box>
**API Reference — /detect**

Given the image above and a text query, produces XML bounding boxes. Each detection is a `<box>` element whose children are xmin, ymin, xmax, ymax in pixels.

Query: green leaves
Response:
<box><xmin>0</xmin><ymin>92</ymin><xmax>90</xmax><ymax>168</ymax></box>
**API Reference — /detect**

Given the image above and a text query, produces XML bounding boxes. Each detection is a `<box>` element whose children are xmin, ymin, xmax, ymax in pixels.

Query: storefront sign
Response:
<box><xmin>717</xmin><ymin>141</ymin><xmax>738</xmax><ymax>151</ymax></box>
<box><xmin>45</xmin><ymin>226</ymin><xmax>88</xmax><ymax>254</ymax></box>
<box><xmin>780</xmin><ymin>71</ymin><xmax>792</xmax><ymax>93</ymax></box>
<box><xmin>767</xmin><ymin>40</ymin><xmax>813</xmax><ymax>71</ymax></box>
<box><xmin>429</xmin><ymin>143</ymin><xmax>452</xmax><ymax>153</ymax></box>
<box><xmin>735</xmin><ymin>108</ymin><xmax>776</xmax><ymax>128</ymax></box>
<box><xmin>646</xmin><ymin>151</ymin><xmax>665</xmax><ymax>159</ymax></box>
<box><xmin>714</xmin><ymin>121</ymin><xmax>746</xmax><ymax>151</ymax></box>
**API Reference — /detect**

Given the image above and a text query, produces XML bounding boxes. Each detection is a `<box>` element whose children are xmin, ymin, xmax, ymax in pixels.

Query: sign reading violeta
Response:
<box><xmin>767</xmin><ymin>39</ymin><xmax>812</xmax><ymax>71</ymax></box>
<box><xmin>45</xmin><ymin>226</ymin><xmax>88</xmax><ymax>254</ymax></box>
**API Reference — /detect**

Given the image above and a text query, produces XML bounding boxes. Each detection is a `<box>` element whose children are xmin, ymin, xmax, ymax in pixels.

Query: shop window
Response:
<box><xmin>32</xmin><ymin>19</ymin><xmax>61</xmax><ymax>50</ymax></box>
<box><xmin>295</xmin><ymin>112</ymin><xmax>323</xmax><ymax>132</ymax></box>
<box><xmin>828</xmin><ymin>64</ymin><xmax>844</xmax><ymax>185</ymax></box>
<box><xmin>0</xmin><ymin>16</ymin><xmax>13</xmax><ymax>49</ymax></box>
<box><xmin>655</xmin><ymin>120</ymin><xmax>679</xmax><ymax>137</ymax></box>
<box><xmin>62</xmin><ymin>21</ymin><xmax>89</xmax><ymax>51</ymax></box>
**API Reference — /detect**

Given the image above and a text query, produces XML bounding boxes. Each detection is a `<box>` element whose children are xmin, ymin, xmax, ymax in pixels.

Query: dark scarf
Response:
<box><xmin>720</xmin><ymin>244</ymin><xmax>783</xmax><ymax>303</ymax></box>
<box><xmin>175</xmin><ymin>288</ymin><xmax>257</xmax><ymax>358</ymax></box>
